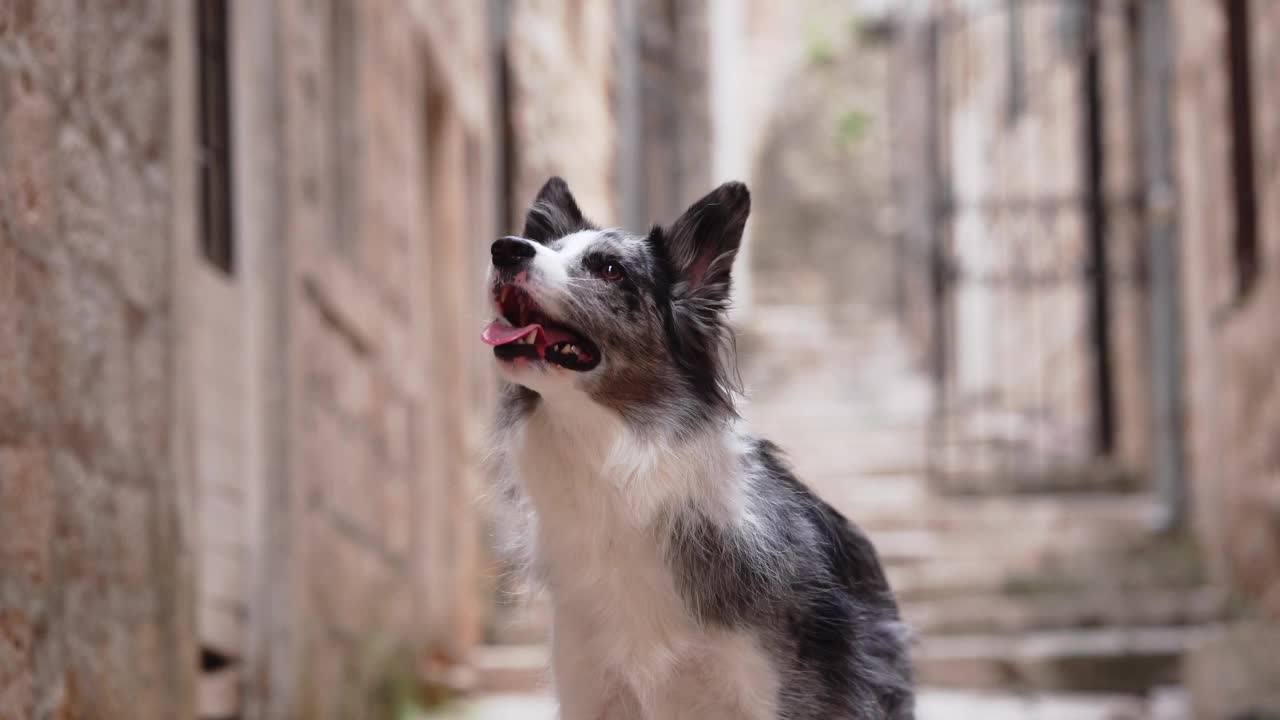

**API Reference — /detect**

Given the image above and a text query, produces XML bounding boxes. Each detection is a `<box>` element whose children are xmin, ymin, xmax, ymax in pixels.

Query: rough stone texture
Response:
<box><xmin>629</xmin><ymin>0</ymin><xmax>712</xmax><ymax>225</ymax></box>
<box><xmin>749</xmin><ymin>2</ymin><xmax>895</xmax><ymax>319</ymax></box>
<box><xmin>1173</xmin><ymin>0</ymin><xmax>1280</xmax><ymax>714</ymax></box>
<box><xmin>262</xmin><ymin>1</ymin><xmax>499</xmax><ymax>717</ymax></box>
<box><xmin>1174</xmin><ymin>0</ymin><xmax>1280</xmax><ymax>621</ymax></box>
<box><xmin>506</xmin><ymin>0</ymin><xmax>620</xmax><ymax>226</ymax></box>
<box><xmin>1184</xmin><ymin>622</ymin><xmax>1280</xmax><ymax>720</ymax></box>
<box><xmin>0</xmin><ymin>2</ymin><xmax>194</xmax><ymax>719</ymax></box>
<box><xmin>3</xmin><ymin>0</ymin><xmax>624</xmax><ymax>718</ymax></box>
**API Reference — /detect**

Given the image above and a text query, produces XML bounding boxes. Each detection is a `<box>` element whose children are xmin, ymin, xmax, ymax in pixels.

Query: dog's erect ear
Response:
<box><xmin>652</xmin><ymin>182</ymin><xmax>750</xmax><ymax>416</ymax></box>
<box><xmin>523</xmin><ymin>176</ymin><xmax>592</xmax><ymax>244</ymax></box>
<box><xmin>660</xmin><ymin>182</ymin><xmax>750</xmax><ymax>300</ymax></box>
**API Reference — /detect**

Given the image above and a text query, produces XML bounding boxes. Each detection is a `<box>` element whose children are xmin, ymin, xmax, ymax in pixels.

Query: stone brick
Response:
<box><xmin>1166</xmin><ymin>0</ymin><xmax>1280</xmax><ymax>712</ymax></box>
<box><xmin>127</xmin><ymin>304</ymin><xmax>170</xmax><ymax>475</ymax></box>
<box><xmin>1184</xmin><ymin>622</ymin><xmax>1280</xmax><ymax>719</ymax></box>
<box><xmin>0</xmin><ymin>445</ymin><xmax>54</xmax><ymax>592</ymax></box>
<box><xmin>56</xmin><ymin>122</ymin><xmax>168</xmax><ymax>309</ymax></box>
<box><xmin>50</xmin><ymin>258</ymin><xmax>136</xmax><ymax>481</ymax></box>
<box><xmin>0</xmin><ymin>0</ymin><xmax>189</xmax><ymax>715</ymax></box>
<box><xmin>1173</xmin><ymin>0</ymin><xmax>1280</xmax><ymax>615</ymax></box>
<box><xmin>0</xmin><ymin>69</ymin><xmax>57</xmax><ymax>252</ymax></box>
<box><xmin>0</xmin><ymin>239</ymin><xmax>27</xmax><ymax>439</ymax></box>
<box><xmin>0</xmin><ymin>609</ymin><xmax>35</xmax><ymax>720</ymax></box>
<box><xmin>508</xmin><ymin>0</ymin><xmax>619</xmax><ymax>224</ymax></box>
<box><xmin>307</xmin><ymin>523</ymin><xmax>382</xmax><ymax>640</ymax></box>
<box><xmin>12</xmin><ymin>250</ymin><xmax>60</xmax><ymax>431</ymax></box>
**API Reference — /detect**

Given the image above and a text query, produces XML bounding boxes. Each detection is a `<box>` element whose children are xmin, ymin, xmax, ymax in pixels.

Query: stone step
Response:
<box><xmin>857</xmin><ymin>489</ymin><xmax>1154</xmax><ymax>529</ymax></box>
<box><xmin>902</xmin><ymin>586</ymin><xmax>1230</xmax><ymax>636</ymax></box>
<box><xmin>889</xmin><ymin>558</ymin><xmax>1025</xmax><ymax>600</ymax></box>
<box><xmin>750</xmin><ymin>424</ymin><xmax>928</xmax><ymax>449</ymax></box>
<box><xmin>928</xmin><ymin>451</ymin><xmax>1143</xmax><ymax>496</ymax></box>
<box><xmin>913</xmin><ymin>626</ymin><xmax>1202</xmax><ymax>694</ymax></box>
<box><xmin>471</xmin><ymin>635</ymin><xmax>1192</xmax><ymax>709</ymax></box>
<box><xmin>486</xmin><ymin>598</ymin><xmax>552</xmax><ymax>646</ymax></box>
<box><xmin>748</xmin><ymin>418</ymin><xmax>929</xmax><ymax>457</ymax></box>
<box><xmin>888</xmin><ymin>559</ymin><xmax>1152</xmax><ymax>603</ymax></box>
<box><xmin>792</xmin><ymin>459</ymin><xmax>932</xmax><ymax>484</ymax></box>
<box><xmin>916</xmin><ymin>687</ymin><xmax>1188</xmax><ymax>720</ymax></box>
<box><xmin>812</xmin><ymin>479</ymin><xmax>933</xmax><ymax>525</ymax></box>
<box><xmin>460</xmin><ymin>689</ymin><xmax>1187</xmax><ymax>720</ymax></box>
<box><xmin>483</xmin><ymin>571</ymin><xmax>1223</xmax><ymax>649</ymax></box>
<box><xmin>870</xmin><ymin>497</ymin><xmax>1159</xmax><ymax>575</ymax></box>
<box><xmin>895</xmin><ymin>529</ymin><xmax>1207</xmax><ymax>606</ymax></box>
<box><xmin>482</xmin><ymin>584</ymin><xmax>1225</xmax><ymax>651</ymax></box>
<box><xmin>1183</xmin><ymin>621</ymin><xmax>1280</xmax><ymax>719</ymax></box>
<box><xmin>867</xmin><ymin>529</ymin><xmax>943</xmax><ymax>564</ymax></box>
<box><xmin>748</xmin><ymin>415</ymin><xmax>928</xmax><ymax>434</ymax></box>
<box><xmin>471</xmin><ymin>644</ymin><xmax>550</xmax><ymax>695</ymax></box>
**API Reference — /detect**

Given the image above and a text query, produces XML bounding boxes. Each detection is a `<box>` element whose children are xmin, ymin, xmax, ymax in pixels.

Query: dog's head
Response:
<box><xmin>483</xmin><ymin>177</ymin><xmax>750</xmax><ymax>430</ymax></box>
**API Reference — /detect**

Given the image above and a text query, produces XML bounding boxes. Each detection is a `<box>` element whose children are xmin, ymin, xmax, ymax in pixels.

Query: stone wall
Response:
<box><xmin>500</xmin><ymin>0</ymin><xmax>721</xmax><ymax>231</ymax></box>
<box><xmin>0</xmin><ymin>2</ymin><xmax>195</xmax><ymax>719</ymax></box>
<box><xmin>505</xmin><ymin>0</ymin><xmax>620</xmax><ymax>226</ymax></box>
<box><xmin>887</xmin><ymin>5</ymin><xmax>942</xmax><ymax>360</ymax></box>
<box><xmin>1</xmin><ymin>0</ymin><xmax>674</xmax><ymax>717</ymax></box>
<box><xmin>1171</xmin><ymin>1</ymin><xmax>1280</xmax><ymax>714</ymax></box>
<box><xmin>1173</xmin><ymin>0</ymin><xmax>1280</xmax><ymax>619</ymax></box>
<box><xmin>748</xmin><ymin>1</ymin><xmax>895</xmax><ymax>316</ymax></box>
<box><xmin>1</xmin><ymin>0</ymin><xmax>505</xmax><ymax>717</ymax></box>
<box><xmin>265</xmin><ymin>0</ymin><xmax>497</xmax><ymax>716</ymax></box>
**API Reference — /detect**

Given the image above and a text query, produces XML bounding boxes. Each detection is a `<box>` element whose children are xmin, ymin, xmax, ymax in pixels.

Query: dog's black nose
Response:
<box><xmin>491</xmin><ymin>236</ymin><xmax>536</xmax><ymax>269</ymax></box>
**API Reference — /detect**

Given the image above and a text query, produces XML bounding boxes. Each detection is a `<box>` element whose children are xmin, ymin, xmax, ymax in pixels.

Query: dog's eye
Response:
<box><xmin>599</xmin><ymin>262</ymin><xmax>625</xmax><ymax>282</ymax></box>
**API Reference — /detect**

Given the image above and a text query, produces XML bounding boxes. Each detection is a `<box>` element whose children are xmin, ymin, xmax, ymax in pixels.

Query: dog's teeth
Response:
<box><xmin>564</xmin><ymin>344</ymin><xmax>578</xmax><ymax>355</ymax></box>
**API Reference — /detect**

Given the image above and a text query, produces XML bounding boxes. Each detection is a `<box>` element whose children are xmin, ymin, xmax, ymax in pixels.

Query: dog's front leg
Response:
<box><xmin>550</xmin><ymin>616</ymin><xmax>641</xmax><ymax>720</ymax></box>
<box><xmin>636</xmin><ymin>639</ymin><xmax>780</xmax><ymax>720</ymax></box>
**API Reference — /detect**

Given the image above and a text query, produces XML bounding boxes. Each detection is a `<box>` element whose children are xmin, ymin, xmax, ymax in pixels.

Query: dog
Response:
<box><xmin>483</xmin><ymin>177</ymin><xmax>914</xmax><ymax>719</ymax></box>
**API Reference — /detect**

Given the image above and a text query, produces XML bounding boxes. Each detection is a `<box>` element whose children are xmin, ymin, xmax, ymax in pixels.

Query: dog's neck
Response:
<box><xmin>512</xmin><ymin>388</ymin><xmax>747</xmax><ymax>529</ymax></box>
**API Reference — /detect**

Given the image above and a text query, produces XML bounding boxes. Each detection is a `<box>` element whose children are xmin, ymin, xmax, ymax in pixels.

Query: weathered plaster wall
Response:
<box><xmin>0</xmin><ymin>2</ymin><xmax>194</xmax><ymax>718</ymax></box>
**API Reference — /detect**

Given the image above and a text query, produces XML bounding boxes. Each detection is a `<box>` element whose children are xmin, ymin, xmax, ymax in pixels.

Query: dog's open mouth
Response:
<box><xmin>481</xmin><ymin>285</ymin><xmax>600</xmax><ymax>371</ymax></box>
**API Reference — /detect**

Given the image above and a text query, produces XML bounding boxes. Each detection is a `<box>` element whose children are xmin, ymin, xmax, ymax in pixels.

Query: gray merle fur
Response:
<box><xmin>494</xmin><ymin>178</ymin><xmax>914</xmax><ymax>718</ymax></box>
<box><xmin>662</xmin><ymin>440</ymin><xmax>914</xmax><ymax>719</ymax></box>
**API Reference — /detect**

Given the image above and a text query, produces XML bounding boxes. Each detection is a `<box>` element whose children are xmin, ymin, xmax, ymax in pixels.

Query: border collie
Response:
<box><xmin>483</xmin><ymin>178</ymin><xmax>914</xmax><ymax>719</ymax></box>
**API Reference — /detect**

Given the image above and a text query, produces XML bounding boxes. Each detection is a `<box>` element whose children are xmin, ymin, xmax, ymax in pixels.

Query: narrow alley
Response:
<box><xmin>4</xmin><ymin>2</ymin><xmax>1279</xmax><ymax>719</ymax></box>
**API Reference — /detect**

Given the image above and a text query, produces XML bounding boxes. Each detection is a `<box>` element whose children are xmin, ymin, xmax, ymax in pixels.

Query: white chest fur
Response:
<box><xmin>503</xmin><ymin>397</ymin><xmax>778</xmax><ymax>718</ymax></box>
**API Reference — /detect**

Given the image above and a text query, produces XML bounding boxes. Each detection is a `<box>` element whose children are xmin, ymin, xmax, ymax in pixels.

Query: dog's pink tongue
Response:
<box><xmin>481</xmin><ymin>321</ymin><xmax>540</xmax><ymax>346</ymax></box>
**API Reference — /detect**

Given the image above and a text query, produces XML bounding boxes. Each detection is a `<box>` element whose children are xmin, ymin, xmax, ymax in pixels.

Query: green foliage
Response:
<box><xmin>836</xmin><ymin>110</ymin><xmax>872</xmax><ymax>149</ymax></box>
<box><xmin>807</xmin><ymin>33</ymin><xmax>837</xmax><ymax>66</ymax></box>
<box><xmin>360</xmin><ymin>638</ymin><xmax>469</xmax><ymax>720</ymax></box>
<box><xmin>366</xmin><ymin>645</ymin><xmax>430</xmax><ymax>720</ymax></box>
